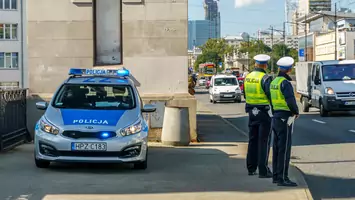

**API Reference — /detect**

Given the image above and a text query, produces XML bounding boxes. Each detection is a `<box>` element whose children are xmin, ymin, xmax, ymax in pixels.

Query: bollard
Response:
<box><xmin>161</xmin><ymin>106</ymin><xmax>190</xmax><ymax>146</ymax></box>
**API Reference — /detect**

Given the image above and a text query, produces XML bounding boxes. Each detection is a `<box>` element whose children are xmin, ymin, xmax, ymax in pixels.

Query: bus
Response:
<box><xmin>199</xmin><ymin>62</ymin><xmax>216</xmax><ymax>77</ymax></box>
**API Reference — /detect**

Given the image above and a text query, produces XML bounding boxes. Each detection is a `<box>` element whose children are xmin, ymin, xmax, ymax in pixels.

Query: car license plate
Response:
<box><xmin>71</xmin><ymin>142</ymin><xmax>107</xmax><ymax>151</ymax></box>
<box><xmin>345</xmin><ymin>101</ymin><xmax>355</xmax><ymax>105</ymax></box>
<box><xmin>224</xmin><ymin>95</ymin><xmax>233</xmax><ymax>97</ymax></box>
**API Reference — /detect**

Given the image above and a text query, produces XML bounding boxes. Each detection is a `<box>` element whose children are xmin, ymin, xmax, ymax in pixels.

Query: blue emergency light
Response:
<box><xmin>69</xmin><ymin>68</ymin><xmax>130</xmax><ymax>77</ymax></box>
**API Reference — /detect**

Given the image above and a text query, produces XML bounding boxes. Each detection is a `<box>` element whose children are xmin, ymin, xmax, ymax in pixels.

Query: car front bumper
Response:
<box><xmin>213</xmin><ymin>93</ymin><xmax>242</xmax><ymax>101</ymax></box>
<box><xmin>323</xmin><ymin>96</ymin><xmax>355</xmax><ymax>111</ymax></box>
<box><xmin>34</xmin><ymin>129</ymin><xmax>148</xmax><ymax>163</ymax></box>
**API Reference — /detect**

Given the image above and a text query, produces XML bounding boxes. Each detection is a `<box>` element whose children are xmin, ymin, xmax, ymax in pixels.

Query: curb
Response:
<box><xmin>197</xmin><ymin>100</ymin><xmax>314</xmax><ymax>200</ymax></box>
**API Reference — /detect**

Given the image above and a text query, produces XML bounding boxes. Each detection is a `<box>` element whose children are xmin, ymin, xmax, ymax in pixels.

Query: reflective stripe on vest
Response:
<box><xmin>270</xmin><ymin>76</ymin><xmax>290</xmax><ymax>111</ymax></box>
<box><xmin>244</xmin><ymin>71</ymin><xmax>269</xmax><ymax>105</ymax></box>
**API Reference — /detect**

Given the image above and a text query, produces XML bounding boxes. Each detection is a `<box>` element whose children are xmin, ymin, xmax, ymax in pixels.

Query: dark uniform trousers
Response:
<box><xmin>272</xmin><ymin>117</ymin><xmax>293</xmax><ymax>181</ymax></box>
<box><xmin>246</xmin><ymin>108</ymin><xmax>272</xmax><ymax>175</ymax></box>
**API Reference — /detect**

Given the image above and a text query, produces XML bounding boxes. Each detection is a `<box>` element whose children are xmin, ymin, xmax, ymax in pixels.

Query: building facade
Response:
<box><xmin>258</xmin><ymin>35</ymin><xmax>299</xmax><ymax>49</ymax></box>
<box><xmin>188</xmin><ymin>20</ymin><xmax>219</xmax><ymax>50</ymax></box>
<box><xmin>0</xmin><ymin>0</ymin><xmax>27</xmax><ymax>89</ymax></box>
<box><xmin>188</xmin><ymin>0</ymin><xmax>220</xmax><ymax>50</ymax></box>
<box><xmin>224</xmin><ymin>35</ymin><xmax>244</xmax><ymax>47</ymax></box>
<box><xmin>298</xmin><ymin>0</ymin><xmax>331</xmax><ymax>16</ymax></box>
<box><xmin>27</xmin><ymin>0</ymin><xmax>197</xmax><ymax>141</ymax></box>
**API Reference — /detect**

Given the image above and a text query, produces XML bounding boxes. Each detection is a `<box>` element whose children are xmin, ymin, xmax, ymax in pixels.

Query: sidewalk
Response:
<box><xmin>0</xmin><ymin>101</ymin><xmax>313</xmax><ymax>200</ymax></box>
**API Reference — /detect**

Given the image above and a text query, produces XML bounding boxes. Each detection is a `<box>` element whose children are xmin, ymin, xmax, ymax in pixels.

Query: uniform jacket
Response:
<box><xmin>272</xmin><ymin>72</ymin><xmax>299</xmax><ymax>118</ymax></box>
<box><xmin>244</xmin><ymin>68</ymin><xmax>273</xmax><ymax>113</ymax></box>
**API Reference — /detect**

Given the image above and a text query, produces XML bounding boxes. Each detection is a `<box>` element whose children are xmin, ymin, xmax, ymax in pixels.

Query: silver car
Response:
<box><xmin>34</xmin><ymin>68</ymin><xmax>156</xmax><ymax>170</ymax></box>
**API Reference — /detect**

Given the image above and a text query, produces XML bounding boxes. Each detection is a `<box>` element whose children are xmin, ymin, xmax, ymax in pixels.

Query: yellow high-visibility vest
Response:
<box><xmin>270</xmin><ymin>76</ymin><xmax>290</xmax><ymax>111</ymax></box>
<box><xmin>244</xmin><ymin>71</ymin><xmax>269</xmax><ymax>105</ymax></box>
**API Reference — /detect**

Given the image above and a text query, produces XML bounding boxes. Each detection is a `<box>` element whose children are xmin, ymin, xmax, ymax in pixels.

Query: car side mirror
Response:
<box><xmin>36</xmin><ymin>102</ymin><xmax>48</xmax><ymax>110</ymax></box>
<box><xmin>142</xmin><ymin>104</ymin><xmax>156</xmax><ymax>113</ymax></box>
<box><xmin>314</xmin><ymin>77</ymin><xmax>321</xmax><ymax>85</ymax></box>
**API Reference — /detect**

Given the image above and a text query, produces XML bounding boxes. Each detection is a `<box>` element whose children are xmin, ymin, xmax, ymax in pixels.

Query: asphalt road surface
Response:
<box><xmin>195</xmin><ymin>87</ymin><xmax>355</xmax><ymax>200</ymax></box>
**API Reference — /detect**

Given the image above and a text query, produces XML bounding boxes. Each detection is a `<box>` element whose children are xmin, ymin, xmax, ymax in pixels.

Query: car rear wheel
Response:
<box><xmin>35</xmin><ymin>157</ymin><xmax>51</xmax><ymax>168</ymax></box>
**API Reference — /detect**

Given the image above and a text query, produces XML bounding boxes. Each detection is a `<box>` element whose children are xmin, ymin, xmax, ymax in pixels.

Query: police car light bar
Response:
<box><xmin>69</xmin><ymin>68</ymin><xmax>130</xmax><ymax>77</ymax></box>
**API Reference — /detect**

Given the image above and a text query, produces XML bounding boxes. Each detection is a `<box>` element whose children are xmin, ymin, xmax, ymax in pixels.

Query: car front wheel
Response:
<box><xmin>35</xmin><ymin>157</ymin><xmax>51</xmax><ymax>168</ymax></box>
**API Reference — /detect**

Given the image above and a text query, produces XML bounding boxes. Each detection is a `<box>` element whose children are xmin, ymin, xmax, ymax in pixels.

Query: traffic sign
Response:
<box><xmin>299</xmin><ymin>49</ymin><xmax>305</xmax><ymax>57</ymax></box>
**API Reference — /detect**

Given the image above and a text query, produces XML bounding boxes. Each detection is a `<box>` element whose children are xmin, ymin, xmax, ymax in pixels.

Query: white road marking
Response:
<box><xmin>349</xmin><ymin>130</ymin><xmax>355</xmax><ymax>133</ymax></box>
<box><xmin>312</xmin><ymin>119</ymin><xmax>326</xmax><ymax>124</ymax></box>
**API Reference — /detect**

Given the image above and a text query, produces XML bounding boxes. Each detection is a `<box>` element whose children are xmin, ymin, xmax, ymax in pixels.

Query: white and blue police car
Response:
<box><xmin>34</xmin><ymin>68</ymin><xmax>156</xmax><ymax>170</ymax></box>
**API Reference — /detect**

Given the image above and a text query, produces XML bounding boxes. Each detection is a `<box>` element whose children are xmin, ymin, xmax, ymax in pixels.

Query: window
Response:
<box><xmin>0</xmin><ymin>0</ymin><xmax>16</xmax><ymax>9</ymax></box>
<box><xmin>322</xmin><ymin>64</ymin><xmax>355</xmax><ymax>81</ymax></box>
<box><xmin>0</xmin><ymin>82</ymin><xmax>19</xmax><ymax>89</ymax></box>
<box><xmin>214</xmin><ymin>78</ymin><xmax>238</xmax><ymax>86</ymax></box>
<box><xmin>0</xmin><ymin>52</ymin><xmax>19</xmax><ymax>69</ymax></box>
<box><xmin>11</xmin><ymin>24</ymin><xmax>17</xmax><ymax>39</ymax></box>
<box><xmin>0</xmin><ymin>24</ymin><xmax>3</xmax><ymax>39</ymax></box>
<box><xmin>0</xmin><ymin>24</ymin><xmax>18</xmax><ymax>40</ymax></box>
<box><xmin>53</xmin><ymin>84</ymin><xmax>136</xmax><ymax>110</ymax></box>
<box><xmin>93</xmin><ymin>0</ymin><xmax>122</xmax><ymax>66</ymax></box>
<box><xmin>5</xmin><ymin>24</ymin><xmax>10</xmax><ymax>39</ymax></box>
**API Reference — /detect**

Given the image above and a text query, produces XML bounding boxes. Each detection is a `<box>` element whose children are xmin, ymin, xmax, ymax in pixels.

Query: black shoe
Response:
<box><xmin>272</xmin><ymin>179</ymin><xmax>278</xmax><ymax>183</ymax></box>
<box><xmin>277</xmin><ymin>179</ymin><xmax>298</xmax><ymax>187</ymax></box>
<box><xmin>259</xmin><ymin>172</ymin><xmax>273</xmax><ymax>178</ymax></box>
<box><xmin>248</xmin><ymin>171</ymin><xmax>257</xmax><ymax>176</ymax></box>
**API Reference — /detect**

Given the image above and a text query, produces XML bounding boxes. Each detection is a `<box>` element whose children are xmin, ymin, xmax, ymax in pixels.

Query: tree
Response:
<box><xmin>239</xmin><ymin>40</ymin><xmax>271</xmax><ymax>71</ymax></box>
<box><xmin>194</xmin><ymin>39</ymin><xmax>233</xmax><ymax>72</ymax></box>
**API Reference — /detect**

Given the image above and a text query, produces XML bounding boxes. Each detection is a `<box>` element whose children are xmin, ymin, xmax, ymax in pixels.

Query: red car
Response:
<box><xmin>237</xmin><ymin>77</ymin><xmax>244</xmax><ymax>93</ymax></box>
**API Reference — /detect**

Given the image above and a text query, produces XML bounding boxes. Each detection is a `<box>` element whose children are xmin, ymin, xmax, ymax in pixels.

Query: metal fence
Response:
<box><xmin>0</xmin><ymin>89</ymin><xmax>29</xmax><ymax>152</ymax></box>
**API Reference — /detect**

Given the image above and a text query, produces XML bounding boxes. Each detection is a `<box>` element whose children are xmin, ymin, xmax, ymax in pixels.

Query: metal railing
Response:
<box><xmin>0</xmin><ymin>89</ymin><xmax>29</xmax><ymax>152</ymax></box>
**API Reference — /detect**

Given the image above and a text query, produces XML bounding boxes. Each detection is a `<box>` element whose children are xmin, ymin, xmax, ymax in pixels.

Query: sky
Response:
<box><xmin>188</xmin><ymin>0</ymin><xmax>290</xmax><ymax>37</ymax></box>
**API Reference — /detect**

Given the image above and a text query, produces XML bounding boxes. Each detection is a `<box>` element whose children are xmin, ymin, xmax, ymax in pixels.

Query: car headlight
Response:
<box><xmin>325</xmin><ymin>87</ymin><xmax>335</xmax><ymax>95</ymax></box>
<box><xmin>120</xmin><ymin>119</ymin><xmax>142</xmax><ymax>136</ymax></box>
<box><xmin>39</xmin><ymin>118</ymin><xmax>60</xmax><ymax>135</ymax></box>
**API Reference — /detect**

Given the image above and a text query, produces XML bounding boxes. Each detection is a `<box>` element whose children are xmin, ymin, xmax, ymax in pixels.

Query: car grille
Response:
<box><xmin>220</xmin><ymin>92</ymin><xmax>235</xmax><ymax>95</ymax></box>
<box><xmin>336</xmin><ymin>92</ymin><xmax>355</xmax><ymax>98</ymax></box>
<box><xmin>62</xmin><ymin>131</ymin><xmax>117</xmax><ymax>139</ymax></box>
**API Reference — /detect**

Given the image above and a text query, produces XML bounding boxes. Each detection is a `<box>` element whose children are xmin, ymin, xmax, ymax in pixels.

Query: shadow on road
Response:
<box><xmin>302</xmin><ymin>172</ymin><xmax>355</xmax><ymax>200</ymax></box>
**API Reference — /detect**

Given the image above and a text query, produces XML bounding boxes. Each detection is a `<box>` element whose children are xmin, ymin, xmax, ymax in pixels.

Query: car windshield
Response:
<box><xmin>53</xmin><ymin>84</ymin><xmax>135</xmax><ymax>110</ymax></box>
<box><xmin>322</xmin><ymin>64</ymin><xmax>355</xmax><ymax>81</ymax></box>
<box><xmin>214</xmin><ymin>78</ymin><xmax>238</xmax><ymax>86</ymax></box>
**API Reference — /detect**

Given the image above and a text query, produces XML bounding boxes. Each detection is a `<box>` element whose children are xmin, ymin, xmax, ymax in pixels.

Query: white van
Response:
<box><xmin>296</xmin><ymin>60</ymin><xmax>355</xmax><ymax>116</ymax></box>
<box><xmin>209</xmin><ymin>74</ymin><xmax>242</xmax><ymax>103</ymax></box>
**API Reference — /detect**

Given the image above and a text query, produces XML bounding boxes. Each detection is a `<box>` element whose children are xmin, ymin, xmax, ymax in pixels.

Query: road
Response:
<box><xmin>195</xmin><ymin>87</ymin><xmax>355</xmax><ymax>200</ymax></box>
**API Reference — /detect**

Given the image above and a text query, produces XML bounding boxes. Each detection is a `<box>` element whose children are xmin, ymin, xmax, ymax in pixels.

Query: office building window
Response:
<box><xmin>0</xmin><ymin>24</ymin><xmax>3</xmax><ymax>39</ymax></box>
<box><xmin>0</xmin><ymin>52</ymin><xmax>19</xmax><ymax>69</ymax></box>
<box><xmin>93</xmin><ymin>0</ymin><xmax>122</xmax><ymax>66</ymax></box>
<box><xmin>0</xmin><ymin>24</ymin><xmax>18</xmax><ymax>40</ymax></box>
<box><xmin>11</xmin><ymin>24</ymin><xmax>17</xmax><ymax>39</ymax></box>
<box><xmin>0</xmin><ymin>0</ymin><xmax>17</xmax><ymax>9</ymax></box>
<box><xmin>0</xmin><ymin>82</ymin><xmax>19</xmax><ymax>89</ymax></box>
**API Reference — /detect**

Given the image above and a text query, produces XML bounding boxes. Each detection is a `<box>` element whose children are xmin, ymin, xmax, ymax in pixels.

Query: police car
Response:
<box><xmin>34</xmin><ymin>68</ymin><xmax>156</xmax><ymax>170</ymax></box>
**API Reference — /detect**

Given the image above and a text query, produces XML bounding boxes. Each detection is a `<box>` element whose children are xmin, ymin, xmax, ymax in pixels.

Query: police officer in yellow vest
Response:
<box><xmin>244</xmin><ymin>54</ymin><xmax>273</xmax><ymax>178</ymax></box>
<box><xmin>270</xmin><ymin>57</ymin><xmax>299</xmax><ymax>187</ymax></box>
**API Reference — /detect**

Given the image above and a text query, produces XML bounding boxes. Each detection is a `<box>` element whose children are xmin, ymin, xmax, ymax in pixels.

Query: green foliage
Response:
<box><xmin>238</xmin><ymin>40</ymin><xmax>298</xmax><ymax>73</ymax></box>
<box><xmin>194</xmin><ymin>38</ymin><xmax>234</xmax><ymax>72</ymax></box>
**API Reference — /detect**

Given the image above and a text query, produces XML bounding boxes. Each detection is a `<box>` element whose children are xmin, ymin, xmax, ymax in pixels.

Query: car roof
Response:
<box><xmin>317</xmin><ymin>60</ymin><xmax>355</xmax><ymax>65</ymax></box>
<box><xmin>213</xmin><ymin>74</ymin><xmax>236</xmax><ymax>78</ymax></box>
<box><xmin>65</xmin><ymin>76</ymin><xmax>134</xmax><ymax>86</ymax></box>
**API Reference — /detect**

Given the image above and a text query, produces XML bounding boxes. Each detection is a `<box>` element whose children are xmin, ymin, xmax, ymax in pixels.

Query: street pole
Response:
<box><xmin>305</xmin><ymin>13</ymin><xmax>307</xmax><ymax>62</ymax></box>
<box><xmin>271</xmin><ymin>26</ymin><xmax>274</xmax><ymax>74</ymax></box>
<box><xmin>335</xmin><ymin>2</ymin><xmax>337</xmax><ymax>60</ymax></box>
<box><xmin>283</xmin><ymin>22</ymin><xmax>286</xmax><ymax>56</ymax></box>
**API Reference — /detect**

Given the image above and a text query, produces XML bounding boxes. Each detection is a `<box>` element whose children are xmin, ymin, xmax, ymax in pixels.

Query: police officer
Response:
<box><xmin>244</xmin><ymin>54</ymin><xmax>273</xmax><ymax>178</ymax></box>
<box><xmin>270</xmin><ymin>57</ymin><xmax>299</xmax><ymax>187</ymax></box>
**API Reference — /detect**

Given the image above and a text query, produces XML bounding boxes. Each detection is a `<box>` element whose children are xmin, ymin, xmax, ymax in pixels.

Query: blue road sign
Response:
<box><xmin>299</xmin><ymin>49</ymin><xmax>305</xmax><ymax>57</ymax></box>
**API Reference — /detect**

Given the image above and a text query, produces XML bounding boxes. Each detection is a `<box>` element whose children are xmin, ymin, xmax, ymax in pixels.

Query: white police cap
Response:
<box><xmin>253</xmin><ymin>54</ymin><xmax>271</xmax><ymax>64</ymax></box>
<box><xmin>277</xmin><ymin>56</ymin><xmax>294</xmax><ymax>70</ymax></box>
